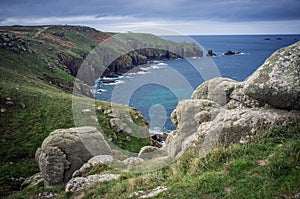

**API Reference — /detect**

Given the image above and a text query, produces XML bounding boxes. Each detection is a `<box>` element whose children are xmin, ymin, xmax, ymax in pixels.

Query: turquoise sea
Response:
<box><xmin>95</xmin><ymin>35</ymin><xmax>300</xmax><ymax>133</ymax></box>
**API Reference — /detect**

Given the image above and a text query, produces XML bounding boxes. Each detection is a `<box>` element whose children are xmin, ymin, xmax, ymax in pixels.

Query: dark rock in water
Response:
<box><xmin>276</xmin><ymin>37</ymin><xmax>282</xmax><ymax>40</ymax></box>
<box><xmin>265</xmin><ymin>38</ymin><xmax>271</xmax><ymax>40</ymax></box>
<box><xmin>224</xmin><ymin>50</ymin><xmax>235</xmax><ymax>55</ymax></box>
<box><xmin>206</xmin><ymin>49</ymin><xmax>217</xmax><ymax>56</ymax></box>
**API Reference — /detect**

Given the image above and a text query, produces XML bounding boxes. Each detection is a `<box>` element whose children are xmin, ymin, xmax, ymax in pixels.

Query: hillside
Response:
<box><xmin>0</xmin><ymin>25</ymin><xmax>202</xmax><ymax>196</ymax></box>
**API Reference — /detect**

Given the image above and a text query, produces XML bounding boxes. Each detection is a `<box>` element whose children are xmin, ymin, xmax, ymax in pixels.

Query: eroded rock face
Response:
<box><xmin>167</xmin><ymin>99</ymin><xmax>220</xmax><ymax>157</ymax></box>
<box><xmin>244</xmin><ymin>41</ymin><xmax>300</xmax><ymax>110</ymax></box>
<box><xmin>35</xmin><ymin>126</ymin><xmax>111</xmax><ymax>187</ymax></box>
<box><xmin>167</xmin><ymin>41</ymin><xmax>300</xmax><ymax>158</ymax></box>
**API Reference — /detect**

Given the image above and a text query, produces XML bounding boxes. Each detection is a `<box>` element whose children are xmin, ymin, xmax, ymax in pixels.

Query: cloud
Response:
<box><xmin>0</xmin><ymin>0</ymin><xmax>300</xmax><ymax>34</ymax></box>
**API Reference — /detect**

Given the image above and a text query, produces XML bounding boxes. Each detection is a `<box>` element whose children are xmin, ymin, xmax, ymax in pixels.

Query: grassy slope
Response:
<box><xmin>8</xmin><ymin>124</ymin><xmax>300</xmax><ymax>199</ymax></box>
<box><xmin>0</xmin><ymin>25</ymin><xmax>150</xmax><ymax>195</ymax></box>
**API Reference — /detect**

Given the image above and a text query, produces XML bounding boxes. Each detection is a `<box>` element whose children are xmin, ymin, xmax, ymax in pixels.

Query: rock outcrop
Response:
<box><xmin>167</xmin><ymin>41</ymin><xmax>300</xmax><ymax>158</ymax></box>
<box><xmin>244</xmin><ymin>41</ymin><xmax>300</xmax><ymax>110</ymax></box>
<box><xmin>0</xmin><ymin>33</ymin><xmax>27</xmax><ymax>52</ymax></box>
<box><xmin>35</xmin><ymin>126</ymin><xmax>111</xmax><ymax>187</ymax></box>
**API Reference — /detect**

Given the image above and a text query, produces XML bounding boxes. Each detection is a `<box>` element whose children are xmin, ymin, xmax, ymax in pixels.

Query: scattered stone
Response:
<box><xmin>138</xmin><ymin>186</ymin><xmax>168</xmax><ymax>198</ymax></box>
<box><xmin>21</xmin><ymin>173</ymin><xmax>44</xmax><ymax>189</ymax></box>
<box><xmin>108</xmin><ymin>110</ymin><xmax>120</xmax><ymax>118</ymax></box>
<box><xmin>31</xmin><ymin>192</ymin><xmax>57</xmax><ymax>199</ymax></box>
<box><xmin>96</xmin><ymin>106</ymin><xmax>102</xmax><ymax>112</ymax></box>
<box><xmin>81</xmin><ymin>109</ymin><xmax>93</xmax><ymax>115</ymax></box>
<box><xmin>0</xmin><ymin>33</ymin><xmax>27</xmax><ymax>52</ymax></box>
<box><xmin>123</xmin><ymin>157</ymin><xmax>144</xmax><ymax>166</ymax></box>
<box><xmin>104</xmin><ymin>109</ymin><xmax>112</xmax><ymax>114</ymax></box>
<box><xmin>65</xmin><ymin>174</ymin><xmax>120</xmax><ymax>192</ymax></box>
<box><xmin>89</xmin><ymin>115</ymin><xmax>98</xmax><ymax>122</ymax></box>
<box><xmin>21</xmin><ymin>103</ymin><xmax>26</xmax><ymax>109</ymax></box>
<box><xmin>1</xmin><ymin>108</ymin><xmax>6</xmax><ymax>113</ymax></box>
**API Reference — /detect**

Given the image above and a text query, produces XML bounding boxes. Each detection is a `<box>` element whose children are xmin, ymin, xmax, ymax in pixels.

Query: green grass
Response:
<box><xmin>6</xmin><ymin>124</ymin><xmax>299</xmax><ymax>199</ymax></box>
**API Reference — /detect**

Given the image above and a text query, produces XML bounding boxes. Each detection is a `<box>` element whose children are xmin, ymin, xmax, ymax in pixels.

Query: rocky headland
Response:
<box><xmin>19</xmin><ymin>41</ymin><xmax>300</xmax><ymax>196</ymax></box>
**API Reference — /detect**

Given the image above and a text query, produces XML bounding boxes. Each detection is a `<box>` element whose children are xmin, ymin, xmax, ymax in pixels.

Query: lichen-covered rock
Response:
<box><xmin>21</xmin><ymin>173</ymin><xmax>44</xmax><ymax>189</ymax></box>
<box><xmin>65</xmin><ymin>174</ymin><xmax>120</xmax><ymax>192</ymax></box>
<box><xmin>244</xmin><ymin>41</ymin><xmax>300</xmax><ymax>110</ymax></box>
<box><xmin>36</xmin><ymin>126</ymin><xmax>111</xmax><ymax>187</ymax></box>
<box><xmin>195</xmin><ymin>109</ymin><xmax>300</xmax><ymax>156</ymax></box>
<box><xmin>72</xmin><ymin>155</ymin><xmax>114</xmax><ymax>177</ymax></box>
<box><xmin>167</xmin><ymin>99</ymin><xmax>220</xmax><ymax>157</ymax></box>
<box><xmin>192</xmin><ymin>77</ymin><xmax>237</xmax><ymax>106</ymax></box>
<box><xmin>227</xmin><ymin>82</ymin><xmax>261</xmax><ymax>109</ymax></box>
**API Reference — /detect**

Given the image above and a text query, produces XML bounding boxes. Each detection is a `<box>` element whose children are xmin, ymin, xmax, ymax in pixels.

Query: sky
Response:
<box><xmin>0</xmin><ymin>0</ymin><xmax>300</xmax><ymax>35</ymax></box>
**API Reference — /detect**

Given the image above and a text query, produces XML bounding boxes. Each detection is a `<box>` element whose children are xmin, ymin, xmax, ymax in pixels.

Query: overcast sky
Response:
<box><xmin>0</xmin><ymin>0</ymin><xmax>300</xmax><ymax>35</ymax></box>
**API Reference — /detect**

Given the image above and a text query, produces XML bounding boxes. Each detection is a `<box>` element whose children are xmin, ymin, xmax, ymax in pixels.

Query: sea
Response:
<box><xmin>94</xmin><ymin>35</ymin><xmax>300</xmax><ymax>134</ymax></box>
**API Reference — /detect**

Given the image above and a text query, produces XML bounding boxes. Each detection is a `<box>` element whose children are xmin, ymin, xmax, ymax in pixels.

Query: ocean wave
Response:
<box><xmin>157</xmin><ymin>62</ymin><xmax>168</xmax><ymax>66</ymax></box>
<box><xmin>149</xmin><ymin>127</ymin><xmax>171</xmax><ymax>135</ymax></box>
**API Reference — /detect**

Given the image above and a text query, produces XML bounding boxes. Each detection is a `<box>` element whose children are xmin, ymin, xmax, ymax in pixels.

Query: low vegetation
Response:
<box><xmin>6</xmin><ymin>124</ymin><xmax>299</xmax><ymax>198</ymax></box>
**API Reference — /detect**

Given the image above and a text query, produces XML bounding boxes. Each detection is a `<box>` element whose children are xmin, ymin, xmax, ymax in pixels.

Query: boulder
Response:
<box><xmin>72</xmin><ymin>155</ymin><xmax>114</xmax><ymax>177</ymax></box>
<box><xmin>167</xmin><ymin>99</ymin><xmax>220</xmax><ymax>157</ymax></box>
<box><xmin>138</xmin><ymin>146</ymin><xmax>167</xmax><ymax>160</ymax></box>
<box><xmin>65</xmin><ymin>174</ymin><xmax>120</xmax><ymax>192</ymax></box>
<box><xmin>244</xmin><ymin>41</ymin><xmax>300</xmax><ymax>110</ymax></box>
<box><xmin>21</xmin><ymin>173</ymin><xmax>44</xmax><ymax>189</ymax></box>
<box><xmin>192</xmin><ymin>78</ymin><xmax>237</xmax><ymax>106</ymax></box>
<box><xmin>35</xmin><ymin>126</ymin><xmax>111</xmax><ymax>187</ymax></box>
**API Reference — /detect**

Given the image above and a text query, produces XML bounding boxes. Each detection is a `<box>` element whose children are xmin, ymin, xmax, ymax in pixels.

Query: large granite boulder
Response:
<box><xmin>167</xmin><ymin>41</ymin><xmax>300</xmax><ymax>158</ymax></box>
<box><xmin>244</xmin><ymin>41</ymin><xmax>300</xmax><ymax>110</ymax></box>
<box><xmin>167</xmin><ymin>99</ymin><xmax>220</xmax><ymax>157</ymax></box>
<box><xmin>192</xmin><ymin>77</ymin><xmax>237</xmax><ymax>106</ymax></box>
<box><xmin>35</xmin><ymin>126</ymin><xmax>111</xmax><ymax>187</ymax></box>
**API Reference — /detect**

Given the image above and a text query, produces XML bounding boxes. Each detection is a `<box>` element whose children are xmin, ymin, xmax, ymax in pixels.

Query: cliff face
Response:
<box><xmin>0</xmin><ymin>25</ymin><xmax>203</xmax><ymax>87</ymax></box>
<box><xmin>167</xmin><ymin>41</ymin><xmax>300</xmax><ymax>158</ymax></box>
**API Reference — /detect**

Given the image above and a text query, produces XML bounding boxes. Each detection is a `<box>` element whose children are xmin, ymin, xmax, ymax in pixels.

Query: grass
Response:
<box><xmin>6</xmin><ymin>123</ymin><xmax>299</xmax><ymax>199</ymax></box>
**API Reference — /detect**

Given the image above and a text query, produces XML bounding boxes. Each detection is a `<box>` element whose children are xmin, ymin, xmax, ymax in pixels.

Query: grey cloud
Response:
<box><xmin>0</xmin><ymin>0</ymin><xmax>300</xmax><ymax>23</ymax></box>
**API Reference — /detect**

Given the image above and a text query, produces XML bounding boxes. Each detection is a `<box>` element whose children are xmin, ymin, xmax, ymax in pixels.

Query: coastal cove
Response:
<box><xmin>95</xmin><ymin>34</ymin><xmax>300</xmax><ymax>133</ymax></box>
